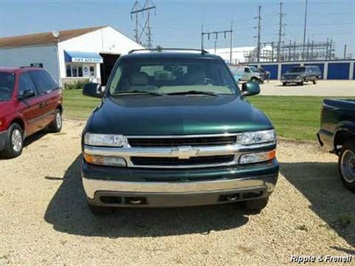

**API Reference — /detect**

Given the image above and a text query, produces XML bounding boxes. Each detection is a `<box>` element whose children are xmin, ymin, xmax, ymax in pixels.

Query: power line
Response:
<box><xmin>277</xmin><ymin>2</ymin><xmax>286</xmax><ymax>61</ymax></box>
<box><xmin>201</xmin><ymin>23</ymin><xmax>233</xmax><ymax>62</ymax></box>
<box><xmin>254</xmin><ymin>5</ymin><xmax>262</xmax><ymax>62</ymax></box>
<box><xmin>131</xmin><ymin>0</ymin><xmax>156</xmax><ymax>49</ymax></box>
<box><xmin>302</xmin><ymin>0</ymin><xmax>308</xmax><ymax>59</ymax></box>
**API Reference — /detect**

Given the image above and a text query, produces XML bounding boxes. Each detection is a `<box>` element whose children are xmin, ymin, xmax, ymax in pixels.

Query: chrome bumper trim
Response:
<box><xmin>82</xmin><ymin>175</ymin><xmax>276</xmax><ymax>199</ymax></box>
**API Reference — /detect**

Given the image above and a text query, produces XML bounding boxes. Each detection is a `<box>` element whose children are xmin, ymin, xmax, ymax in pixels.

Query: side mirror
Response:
<box><xmin>18</xmin><ymin>90</ymin><xmax>35</xmax><ymax>100</ymax></box>
<box><xmin>241</xmin><ymin>81</ymin><xmax>260</xmax><ymax>96</ymax></box>
<box><xmin>83</xmin><ymin>83</ymin><xmax>102</xmax><ymax>98</ymax></box>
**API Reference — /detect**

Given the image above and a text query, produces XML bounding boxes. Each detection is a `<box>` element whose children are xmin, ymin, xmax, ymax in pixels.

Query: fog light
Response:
<box><xmin>239</xmin><ymin>150</ymin><xmax>276</xmax><ymax>164</ymax></box>
<box><xmin>84</xmin><ymin>153</ymin><xmax>127</xmax><ymax>167</ymax></box>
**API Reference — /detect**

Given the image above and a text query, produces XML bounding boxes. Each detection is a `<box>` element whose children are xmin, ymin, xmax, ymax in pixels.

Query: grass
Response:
<box><xmin>248</xmin><ymin>96</ymin><xmax>326</xmax><ymax>140</ymax></box>
<box><xmin>63</xmin><ymin>89</ymin><xmax>352</xmax><ymax>141</ymax></box>
<box><xmin>63</xmin><ymin>89</ymin><xmax>101</xmax><ymax>119</ymax></box>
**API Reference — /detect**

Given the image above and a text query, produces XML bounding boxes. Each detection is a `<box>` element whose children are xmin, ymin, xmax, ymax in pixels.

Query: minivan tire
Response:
<box><xmin>48</xmin><ymin>109</ymin><xmax>62</xmax><ymax>133</ymax></box>
<box><xmin>1</xmin><ymin>123</ymin><xmax>24</xmax><ymax>158</ymax></box>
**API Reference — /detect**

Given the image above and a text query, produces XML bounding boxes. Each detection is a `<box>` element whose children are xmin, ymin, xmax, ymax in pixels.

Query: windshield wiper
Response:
<box><xmin>166</xmin><ymin>90</ymin><xmax>218</xmax><ymax>96</ymax></box>
<box><xmin>112</xmin><ymin>90</ymin><xmax>163</xmax><ymax>96</ymax></box>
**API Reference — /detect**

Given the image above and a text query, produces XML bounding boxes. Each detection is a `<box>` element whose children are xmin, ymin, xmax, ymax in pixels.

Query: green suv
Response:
<box><xmin>81</xmin><ymin>49</ymin><xmax>279</xmax><ymax>215</ymax></box>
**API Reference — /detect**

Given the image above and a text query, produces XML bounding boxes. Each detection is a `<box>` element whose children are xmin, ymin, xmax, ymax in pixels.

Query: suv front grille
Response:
<box><xmin>131</xmin><ymin>155</ymin><xmax>235</xmax><ymax>167</ymax></box>
<box><xmin>128</xmin><ymin>136</ymin><xmax>237</xmax><ymax>147</ymax></box>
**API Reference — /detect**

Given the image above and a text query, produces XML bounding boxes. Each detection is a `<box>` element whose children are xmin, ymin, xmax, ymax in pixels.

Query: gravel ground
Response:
<box><xmin>259</xmin><ymin>80</ymin><xmax>355</xmax><ymax>96</ymax></box>
<box><xmin>0</xmin><ymin>119</ymin><xmax>354</xmax><ymax>266</ymax></box>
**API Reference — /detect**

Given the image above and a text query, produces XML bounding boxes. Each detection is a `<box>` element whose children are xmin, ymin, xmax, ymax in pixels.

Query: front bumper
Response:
<box><xmin>0</xmin><ymin>130</ymin><xmax>7</xmax><ymax>151</ymax></box>
<box><xmin>317</xmin><ymin>129</ymin><xmax>334</xmax><ymax>153</ymax></box>
<box><xmin>82</xmin><ymin>159</ymin><xmax>279</xmax><ymax>207</ymax></box>
<box><xmin>281</xmin><ymin>78</ymin><xmax>302</xmax><ymax>83</ymax></box>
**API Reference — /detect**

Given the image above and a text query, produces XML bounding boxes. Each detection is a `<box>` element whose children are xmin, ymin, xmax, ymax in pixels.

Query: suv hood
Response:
<box><xmin>86</xmin><ymin>95</ymin><xmax>273</xmax><ymax>135</ymax></box>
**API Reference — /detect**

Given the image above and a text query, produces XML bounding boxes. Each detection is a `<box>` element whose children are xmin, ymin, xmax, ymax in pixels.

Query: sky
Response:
<box><xmin>0</xmin><ymin>0</ymin><xmax>354</xmax><ymax>58</ymax></box>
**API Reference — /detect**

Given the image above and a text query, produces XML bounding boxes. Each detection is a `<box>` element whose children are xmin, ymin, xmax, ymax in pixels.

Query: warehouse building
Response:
<box><xmin>0</xmin><ymin>26</ymin><xmax>143</xmax><ymax>86</ymax></box>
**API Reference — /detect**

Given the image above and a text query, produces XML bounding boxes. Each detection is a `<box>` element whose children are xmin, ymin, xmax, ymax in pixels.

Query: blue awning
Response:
<box><xmin>64</xmin><ymin>51</ymin><xmax>103</xmax><ymax>63</ymax></box>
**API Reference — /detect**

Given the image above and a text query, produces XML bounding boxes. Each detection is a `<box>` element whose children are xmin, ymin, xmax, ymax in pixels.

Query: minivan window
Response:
<box><xmin>28</xmin><ymin>70</ymin><xmax>58</xmax><ymax>95</ymax></box>
<box><xmin>108</xmin><ymin>58</ymin><xmax>239</xmax><ymax>96</ymax></box>
<box><xmin>18</xmin><ymin>72</ymin><xmax>37</xmax><ymax>97</ymax></box>
<box><xmin>0</xmin><ymin>71</ymin><xmax>15</xmax><ymax>101</ymax></box>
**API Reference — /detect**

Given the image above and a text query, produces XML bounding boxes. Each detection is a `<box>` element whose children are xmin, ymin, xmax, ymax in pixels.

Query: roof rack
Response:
<box><xmin>128</xmin><ymin>48</ymin><xmax>209</xmax><ymax>55</ymax></box>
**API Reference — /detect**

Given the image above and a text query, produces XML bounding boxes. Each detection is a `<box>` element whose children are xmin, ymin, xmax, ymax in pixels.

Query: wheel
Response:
<box><xmin>298</xmin><ymin>80</ymin><xmax>304</xmax><ymax>86</ymax></box>
<box><xmin>313</xmin><ymin>77</ymin><xmax>317</xmax><ymax>84</ymax></box>
<box><xmin>242</xmin><ymin>197</ymin><xmax>269</xmax><ymax>214</ymax></box>
<box><xmin>0</xmin><ymin>123</ymin><xmax>24</xmax><ymax>158</ymax></box>
<box><xmin>338</xmin><ymin>141</ymin><xmax>355</xmax><ymax>192</ymax></box>
<box><xmin>48</xmin><ymin>109</ymin><xmax>62</xmax><ymax>133</ymax></box>
<box><xmin>251</xmin><ymin>77</ymin><xmax>261</xmax><ymax>84</ymax></box>
<box><xmin>282</xmin><ymin>82</ymin><xmax>287</xmax><ymax>86</ymax></box>
<box><xmin>88</xmin><ymin>202</ymin><xmax>115</xmax><ymax>215</ymax></box>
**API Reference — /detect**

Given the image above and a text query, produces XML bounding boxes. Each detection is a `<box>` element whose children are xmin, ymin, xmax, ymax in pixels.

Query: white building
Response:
<box><xmin>207</xmin><ymin>46</ymin><xmax>274</xmax><ymax>64</ymax></box>
<box><xmin>0</xmin><ymin>26</ymin><xmax>143</xmax><ymax>86</ymax></box>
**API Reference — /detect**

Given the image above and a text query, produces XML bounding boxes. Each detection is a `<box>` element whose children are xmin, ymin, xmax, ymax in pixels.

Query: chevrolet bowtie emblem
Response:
<box><xmin>171</xmin><ymin>146</ymin><xmax>200</xmax><ymax>159</ymax></box>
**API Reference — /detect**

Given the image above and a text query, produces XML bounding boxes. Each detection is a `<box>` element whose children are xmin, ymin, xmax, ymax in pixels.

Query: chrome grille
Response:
<box><xmin>128</xmin><ymin>135</ymin><xmax>237</xmax><ymax>147</ymax></box>
<box><xmin>131</xmin><ymin>155</ymin><xmax>235</xmax><ymax>167</ymax></box>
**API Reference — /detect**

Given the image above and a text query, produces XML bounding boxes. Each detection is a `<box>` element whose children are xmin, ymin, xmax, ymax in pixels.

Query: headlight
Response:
<box><xmin>295</xmin><ymin>75</ymin><xmax>301</xmax><ymax>79</ymax></box>
<box><xmin>83</xmin><ymin>153</ymin><xmax>127</xmax><ymax>167</ymax></box>
<box><xmin>237</xmin><ymin>130</ymin><xmax>276</xmax><ymax>145</ymax></box>
<box><xmin>239</xmin><ymin>150</ymin><xmax>276</xmax><ymax>164</ymax></box>
<box><xmin>84</xmin><ymin>133</ymin><xmax>128</xmax><ymax>147</ymax></box>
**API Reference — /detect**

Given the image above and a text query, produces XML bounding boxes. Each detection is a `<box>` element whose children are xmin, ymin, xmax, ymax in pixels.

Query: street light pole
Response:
<box><xmin>52</xmin><ymin>31</ymin><xmax>61</xmax><ymax>87</ymax></box>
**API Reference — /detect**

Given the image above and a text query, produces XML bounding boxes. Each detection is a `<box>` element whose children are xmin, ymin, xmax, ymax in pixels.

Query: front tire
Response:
<box><xmin>282</xmin><ymin>82</ymin><xmax>287</xmax><ymax>86</ymax></box>
<box><xmin>242</xmin><ymin>197</ymin><xmax>269</xmax><ymax>214</ymax></box>
<box><xmin>48</xmin><ymin>109</ymin><xmax>62</xmax><ymax>133</ymax></box>
<box><xmin>251</xmin><ymin>77</ymin><xmax>261</xmax><ymax>84</ymax></box>
<box><xmin>0</xmin><ymin>123</ymin><xmax>24</xmax><ymax>158</ymax></box>
<box><xmin>313</xmin><ymin>77</ymin><xmax>317</xmax><ymax>84</ymax></box>
<box><xmin>338</xmin><ymin>141</ymin><xmax>355</xmax><ymax>192</ymax></box>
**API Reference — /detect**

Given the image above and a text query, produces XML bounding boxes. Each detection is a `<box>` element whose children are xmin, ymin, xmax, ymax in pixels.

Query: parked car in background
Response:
<box><xmin>281</xmin><ymin>65</ymin><xmax>321</xmax><ymax>86</ymax></box>
<box><xmin>81</xmin><ymin>49</ymin><xmax>279</xmax><ymax>215</ymax></box>
<box><xmin>230</xmin><ymin>65</ymin><xmax>264</xmax><ymax>84</ymax></box>
<box><xmin>0</xmin><ymin>67</ymin><xmax>63</xmax><ymax>158</ymax></box>
<box><xmin>317</xmin><ymin>99</ymin><xmax>355</xmax><ymax>192</ymax></box>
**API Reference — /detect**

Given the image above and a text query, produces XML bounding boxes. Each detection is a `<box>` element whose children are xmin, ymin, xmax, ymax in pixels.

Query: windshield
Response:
<box><xmin>290</xmin><ymin>67</ymin><xmax>305</xmax><ymax>73</ymax></box>
<box><xmin>249</xmin><ymin>66</ymin><xmax>260</xmax><ymax>73</ymax></box>
<box><xmin>0</xmin><ymin>71</ymin><xmax>15</xmax><ymax>101</ymax></box>
<box><xmin>108</xmin><ymin>57</ymin><xmax>239</xmax><ymax>96</ymax></box>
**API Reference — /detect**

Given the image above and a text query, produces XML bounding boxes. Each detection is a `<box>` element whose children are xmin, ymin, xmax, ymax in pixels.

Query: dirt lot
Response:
<box><xmin>0</xmin><ymin>119</ymin><xmax>354</xmax><ymax>265</ymax></box>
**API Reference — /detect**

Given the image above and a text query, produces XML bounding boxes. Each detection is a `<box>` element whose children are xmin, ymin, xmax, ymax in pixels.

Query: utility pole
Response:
<box><xmin>344</xmin><ymin>44</ymin><xmax>347</xmax><ymax>59</ymax></box>
<box><xmin>201</xmin><ymin>24</ymin><xmax>204</xmax><ymax>51</ymax></box>
<box><xmin>254</xmin><ymin>5</ymin><xmax>262</xmax><ymax>62</ymax></box>
<box><xmin>131</xmin><ymin>0</ymin><xmax>156</xmax><ymax>48</ymax></box>
<box><xmin>277</xmin><ymin>2</ymin><xmax>285</xmax><ymax>62</ymax></box>
<box><xmin>201</xmin><ymin>26</ymin><xmax>233</xmax><ymax>62</ymax></box>
<box><xmin>230</xmin><ymin>21</ymin><xmax>233</xmax><ymax>63</ymax></box>
<box><xmin>302</xmin><ymin>0</ymin><xmax>308</xmax><ymax>60</ymax></box>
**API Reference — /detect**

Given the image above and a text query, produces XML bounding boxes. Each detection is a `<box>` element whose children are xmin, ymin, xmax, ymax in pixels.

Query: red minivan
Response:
<box><xmin>0</xmin><ymin>67</ymin><xmax>63</xmax><ymax>158</ymax></box>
